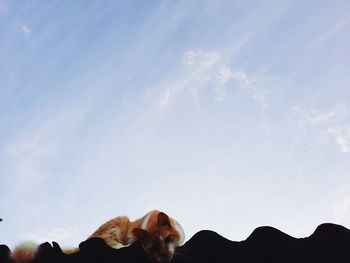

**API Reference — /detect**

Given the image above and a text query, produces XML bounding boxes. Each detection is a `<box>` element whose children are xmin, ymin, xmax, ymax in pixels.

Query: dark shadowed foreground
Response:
<box><xmin>1</xmin><ymin>223</ymin><xmax>350</xmax><ymax>263</ymax></box>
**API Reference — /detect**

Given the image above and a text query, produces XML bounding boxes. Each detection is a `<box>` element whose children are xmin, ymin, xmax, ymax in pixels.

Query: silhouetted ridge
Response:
<box><xmin>310</xmin><ymin>223</ymin><xmax>350</xmax><ymax>241</ymax></box>
<box><xmin>246</xmin><ymin>226</ymin><xmax>295</xmax><ymax>242</ymax></box>
<box><xmin>1</xmin><ymin>223</ymin><xmax>350</xmax><ymax>263</ymax></box>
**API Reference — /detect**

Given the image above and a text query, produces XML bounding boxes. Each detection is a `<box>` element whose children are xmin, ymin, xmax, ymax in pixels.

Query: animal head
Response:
<box><xmin>133</xmin><ymin>212</ymin><xmax>184</xmax><ymax>263</ymax></box>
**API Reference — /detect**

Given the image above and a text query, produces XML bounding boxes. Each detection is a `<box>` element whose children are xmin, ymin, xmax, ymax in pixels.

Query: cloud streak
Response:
<box><xmin>156</xmin><ymin>49</ymin><xmax>269</xmax><ymax>110</ymax></box>
<box><xmin>295</xmin><ymin>104</ymin><xmax>350</xmax><ymax>154</ymax></box>
<box><xmin>323</xmin><ymin>126</ymin><xmax>350</xmax><ymax>153</ymax></box>
<box><xmin>17</xmin><ymin>23</ymin><xmax>31</xmax><ymax>36</ymax></box>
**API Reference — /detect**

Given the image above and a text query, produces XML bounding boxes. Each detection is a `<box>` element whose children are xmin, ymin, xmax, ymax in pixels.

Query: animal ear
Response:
<box><xmin>157</xmin><ymin>212</ymin><xmax>170</xmax><ymax>227</ymax></box>
<box><xmin>133</xmin><ymin>228</ymin><xmax>149</xmax><ymax>240</ymax></box>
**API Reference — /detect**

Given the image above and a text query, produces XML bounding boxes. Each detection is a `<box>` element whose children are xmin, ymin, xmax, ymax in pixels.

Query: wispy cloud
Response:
<box><xmin>297</xmin><ymin>108</ymin><xmax>339</xmax><ymax>127</ymax></box>
<box><xmin>154</xmin><ymin>50</ymin><xmax>221</xmax><ymax>110</ymax></box>
<box><xmin>295</xmin><ymin>104</ymin><xmax>350</xmax><ymax>154</ymax></box>
<box><xmin>156</xmin><ymin>49</ymin><xmax>269</xmax><ymax>109</ymax></box>
<box><xmin>309</xmin><ymin>15</ymin><xmax>350</xmax><ymax>48</ymax></box>
<box><xmin>217</xmin><ymin>68</ymin><xmax>268</xmax><ymax>108</ymax></box>
<box><xmin>17</xmin><ymin>23</ymin><xmax>31</xmax><ymax>36</ymax></box>
<box><xmin>322</xmin><ymin>126</ymin><xmax>350</xmax><ymax>153</ymax></box>
<box><xmin>183</xmin><ymin>50</ymin><xmax>221</xmax><ymax>68</ymax></box>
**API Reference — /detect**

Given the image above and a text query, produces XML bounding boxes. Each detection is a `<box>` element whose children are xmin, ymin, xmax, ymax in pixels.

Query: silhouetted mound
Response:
<box><xmin>1</xmin><ymin>223</ymin><xmax>350</xmax><ymax>263</ymax></box>
<box><xmin>0</xmin><ymin>245</ymin><xmax>12</xmax><ymax>263</ymax></box>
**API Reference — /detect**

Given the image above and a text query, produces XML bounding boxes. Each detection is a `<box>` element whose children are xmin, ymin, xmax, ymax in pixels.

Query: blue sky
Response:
<box><xmin>1</xmin><ymin>0</ymin><xmax>350</xmax><ymax>248</ymax></box>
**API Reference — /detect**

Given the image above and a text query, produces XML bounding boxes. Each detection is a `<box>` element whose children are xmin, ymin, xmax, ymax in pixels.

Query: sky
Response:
<box><xmin>1</xmin><ymin>0</ymin><xmax>350</xmax><ymax>249</ymax></box>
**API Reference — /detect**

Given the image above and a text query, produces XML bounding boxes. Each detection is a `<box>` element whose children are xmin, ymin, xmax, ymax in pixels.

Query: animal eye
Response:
<box><xmin>165</xmin><ymin>235</ymin><xmax>173</xmax><ymax>243</ymax></box>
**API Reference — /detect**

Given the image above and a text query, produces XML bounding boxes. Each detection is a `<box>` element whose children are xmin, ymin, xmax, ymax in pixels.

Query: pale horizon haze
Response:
<box><xmin>1</xmin><ymin>0</ymin><xmax>350</xmax><ymax>249</ymax></box>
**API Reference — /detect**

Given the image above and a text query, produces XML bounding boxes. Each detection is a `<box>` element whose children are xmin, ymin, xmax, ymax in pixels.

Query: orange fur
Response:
<box><xmin>10</xmin><ymin>210</ymin><xmax>185</xmax><ymax>263</ymax></box>
<box><xmin>11</xmin><ymin>242</ymin><xmax>38</xmax><ymax>263</ymax></box>
<box><xmin>88</xmin><ymin>210</ymin><xmax>185</xmax><ymax>262</ymax></box>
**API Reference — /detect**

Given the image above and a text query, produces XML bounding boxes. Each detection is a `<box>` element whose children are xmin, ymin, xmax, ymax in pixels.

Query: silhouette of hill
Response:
<box><xmin>1</xmin><ymin>223</ymin><xmax>350</xmax><ymax>263</ymax></box>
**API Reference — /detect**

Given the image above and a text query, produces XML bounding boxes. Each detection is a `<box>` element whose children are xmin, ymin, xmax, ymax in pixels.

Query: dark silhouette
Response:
<box><xmin>1</xmin><ymin>223</ymin><xmax>350</xmax><ymax>263</ymax></box>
